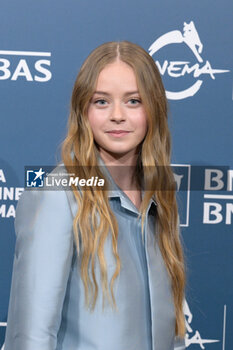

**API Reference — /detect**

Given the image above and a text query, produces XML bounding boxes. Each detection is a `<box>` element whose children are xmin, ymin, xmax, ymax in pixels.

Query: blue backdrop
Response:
<box><xmin>0</xmin><ymin>0</ymin><xmax>232</xmax><ymax>349</ymax></box>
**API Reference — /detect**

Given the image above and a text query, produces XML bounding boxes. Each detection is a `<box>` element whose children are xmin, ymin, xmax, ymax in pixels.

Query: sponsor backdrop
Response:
<box><xmin>0</xmin><ymin>0</ymin><xmax>232</xmax><ymax>349</ymax></box>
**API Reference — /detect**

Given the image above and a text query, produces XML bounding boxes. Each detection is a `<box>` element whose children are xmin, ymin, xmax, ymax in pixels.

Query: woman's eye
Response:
<box><xmin>94</xmin><ymin>99</ymin><xmax>107</xmax><ymax>106</ymax></box>
<box><xmin>129</xmin><ymin>98</ymin><xmax>141</xmax><ymax>105</ymax></box>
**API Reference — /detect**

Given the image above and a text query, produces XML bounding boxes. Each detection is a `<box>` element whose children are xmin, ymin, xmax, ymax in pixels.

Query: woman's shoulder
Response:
<box><xmin>16</xmin><ymin>163</ymin><xmax>78</xmax><ymax>227</ymax></box>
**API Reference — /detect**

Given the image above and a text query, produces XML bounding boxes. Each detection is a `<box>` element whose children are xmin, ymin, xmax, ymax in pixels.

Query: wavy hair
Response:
<box><xmin>61</xmin><ymin>41</ymin><xmax>186</xmax><ymax>337</ymax></box>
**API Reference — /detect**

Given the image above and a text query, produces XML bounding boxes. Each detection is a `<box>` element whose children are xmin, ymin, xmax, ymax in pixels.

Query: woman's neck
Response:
<box><xmin>99</xmin><ymin>150</ymin><xmax>140</xmax><ymax>192</ymax></box>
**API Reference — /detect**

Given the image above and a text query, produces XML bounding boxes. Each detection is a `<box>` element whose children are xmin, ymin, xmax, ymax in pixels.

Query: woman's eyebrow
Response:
<box><xmin>93</xmin><ymin>90</ymin><xmax>140</xmax><ymax>96</ymax></box>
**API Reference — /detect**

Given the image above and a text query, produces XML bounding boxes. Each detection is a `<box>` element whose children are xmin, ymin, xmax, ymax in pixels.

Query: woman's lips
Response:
<box><xmin>106</xmin><ymin>131</ymin><xmax>131</xmax><ymax>137</ymax></box>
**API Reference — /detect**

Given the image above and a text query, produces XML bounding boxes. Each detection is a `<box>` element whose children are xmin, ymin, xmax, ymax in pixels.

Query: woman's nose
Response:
<box><xmin>110</xmin><ymin>103</ymin><xmax>125</xmax><ymax>122</ymax></box>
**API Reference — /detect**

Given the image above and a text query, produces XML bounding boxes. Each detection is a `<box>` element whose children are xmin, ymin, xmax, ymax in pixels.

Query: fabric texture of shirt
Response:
<box><xmin>4</xmin><ymin>156</ymin><xmax>186</xmax><ymax>350</ymax></box>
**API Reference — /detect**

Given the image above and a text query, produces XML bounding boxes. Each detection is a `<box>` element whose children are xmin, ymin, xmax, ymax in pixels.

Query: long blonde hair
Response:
<box><xmin>61</xmin><ymin>41</ymin><xmax>186</xmax><ymax>337</ymax></box>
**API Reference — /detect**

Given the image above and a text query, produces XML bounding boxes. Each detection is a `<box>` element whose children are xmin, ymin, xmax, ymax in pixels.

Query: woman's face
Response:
<box><xmin>87</xmin><ymin>60</ymin><xmax>148</xmax><ymax>162</ymax></box>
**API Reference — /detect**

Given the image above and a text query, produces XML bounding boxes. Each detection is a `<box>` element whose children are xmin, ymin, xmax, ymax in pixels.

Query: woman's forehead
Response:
<box><xmin>95</xmin><ymin>61</ymin><xmax>138</xmax><ymax>92</ymax></box>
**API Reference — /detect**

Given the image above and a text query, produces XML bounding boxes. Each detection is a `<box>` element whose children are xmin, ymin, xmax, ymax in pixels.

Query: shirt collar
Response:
<box><xmin>97</xmin><ymin>154</ymin><xmax>157</xmax><ymax>215</ymax></box>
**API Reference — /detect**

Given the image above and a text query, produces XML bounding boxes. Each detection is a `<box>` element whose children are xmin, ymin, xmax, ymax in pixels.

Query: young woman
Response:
<box><xmin>4</xmin><ymin>41</ymin><xmax>186</xmax><ymax>350</ymax></box>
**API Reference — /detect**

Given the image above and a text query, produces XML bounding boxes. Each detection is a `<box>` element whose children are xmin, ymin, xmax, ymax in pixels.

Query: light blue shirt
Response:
<box><xmin>4</xmin><ymin>156</ymin><xmax>185</xmax><ymax>350</ymax></box>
